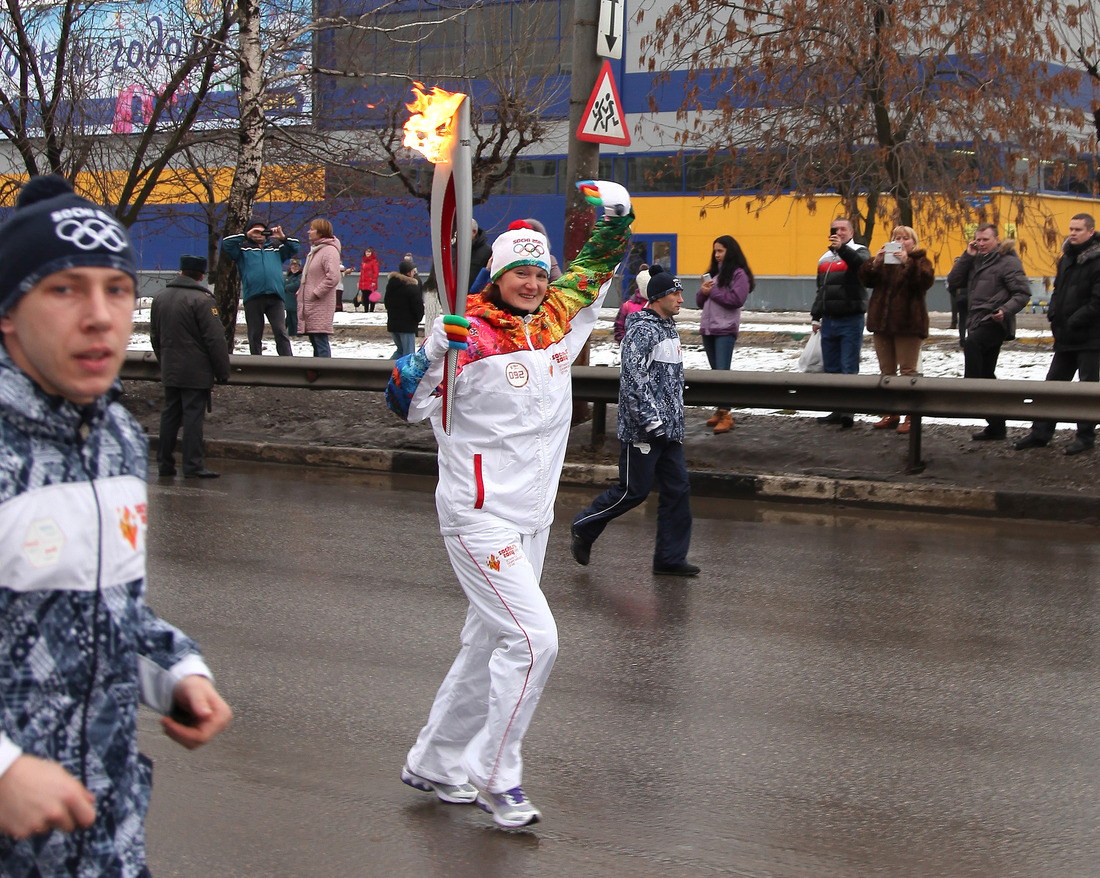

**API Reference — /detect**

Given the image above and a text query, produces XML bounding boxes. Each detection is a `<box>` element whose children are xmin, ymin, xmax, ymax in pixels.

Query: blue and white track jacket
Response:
<box><xmin>0</xmin><ymin>348</ymin><xmax>211</xmax><ymax>877</ymax></box>
<box><xmin>617</xmin><ymin>307</ymin><xmax>686</xmax><ymax>443</ymax></box>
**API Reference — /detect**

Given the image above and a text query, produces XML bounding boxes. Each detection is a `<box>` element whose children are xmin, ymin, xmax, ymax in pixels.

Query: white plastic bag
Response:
<box><xmin>798</xmin><ymin>330</ymin><xmax>824</xmax><ymax>373</ymax></box>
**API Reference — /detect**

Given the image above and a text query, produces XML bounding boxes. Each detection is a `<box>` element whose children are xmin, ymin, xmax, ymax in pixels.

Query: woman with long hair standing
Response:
<box><xmin>697</xmin><ymin>235</ymin><xmax>753</xmax><ymax>434</ymax></box>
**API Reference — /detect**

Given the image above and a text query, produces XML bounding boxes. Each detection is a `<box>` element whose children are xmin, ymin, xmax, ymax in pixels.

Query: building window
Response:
<box><xmin>685</xmin><ymin>152</ymin><xmax>733</xmax><ymax>192</ymax></box>
<box><xmin>352</xmin><ymin>1</ymin><xmax>574</xmax><ymax>80</ymax></box>
<box><xmin>510</xmin><ymin>158</ymin><xmax>558</xmax><ymax>194</ymax></box>
<box><xmin>628</xmin><ymin>155</ymin><xmax>684</xmax><ymax>193</ymax></box>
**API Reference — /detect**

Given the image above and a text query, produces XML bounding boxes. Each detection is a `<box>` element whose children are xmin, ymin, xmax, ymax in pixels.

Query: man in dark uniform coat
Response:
<box><xmin>150</xmin><ymin>255</ymin><xmax>231</xmax><ymax>478</ymax></box>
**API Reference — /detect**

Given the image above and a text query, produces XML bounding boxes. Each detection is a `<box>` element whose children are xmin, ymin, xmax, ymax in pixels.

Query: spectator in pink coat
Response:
<box><xmin>614</xmin><ymin>263</ymin><xmax>650</xmax><ymax>342</ymax></box>
<box><xmin>297</xmin><ymin>218</ymin><xmax>342</xmax><ymax>357</ymax></box>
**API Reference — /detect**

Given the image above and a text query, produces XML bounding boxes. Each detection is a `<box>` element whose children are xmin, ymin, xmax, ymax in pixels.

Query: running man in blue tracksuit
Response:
<box><xmin>570</xmin><ymin>265</ymin><xmax>699</xmax><ymax>576</ymax></box>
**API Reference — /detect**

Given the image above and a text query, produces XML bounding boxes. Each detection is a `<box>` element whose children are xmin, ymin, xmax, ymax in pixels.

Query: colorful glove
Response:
<box><xmin>443</xmin><ymin>314</ymin><xmax>470</xmax><ymax>348</ymax></box>
<box><xmin>577</xmin><ymin>180</ymin><xmax>632</xmax><ymax>217</ymax></box>
<box><xmin>425</xmin><ymin>314</ymin><xmax>471</xmax><ymax>361</ymax></box>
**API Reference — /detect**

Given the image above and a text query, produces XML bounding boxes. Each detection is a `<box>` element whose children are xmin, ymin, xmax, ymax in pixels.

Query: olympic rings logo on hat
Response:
<box><xmin>512</xmin><ymin>240</ymin><xmax>545</xmax><ymax>257</ymax></box>
<box><xmin>55</xmin><ymin>217</ymin><xmax>128</xmax><ymax>253</ymax></box>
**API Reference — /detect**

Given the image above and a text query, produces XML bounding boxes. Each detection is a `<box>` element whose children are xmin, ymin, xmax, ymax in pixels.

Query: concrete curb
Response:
<box><xmin>183</xmin><ymin>437</ymin><xmax>1099</xmax><ymax>524</ymax></box>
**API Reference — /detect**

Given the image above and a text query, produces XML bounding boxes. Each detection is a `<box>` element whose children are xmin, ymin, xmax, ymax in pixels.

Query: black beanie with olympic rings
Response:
<box><xmin>0</xmin><ymin>175</ymin><xmax>138</xmax><ymax>318</ymax></box>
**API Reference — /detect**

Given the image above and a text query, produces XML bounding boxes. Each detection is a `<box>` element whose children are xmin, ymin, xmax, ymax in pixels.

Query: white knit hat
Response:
<box><xmin>489</xmin><ymin>221</ymin><xmax>551</xmax><ymax>281</ymax></box>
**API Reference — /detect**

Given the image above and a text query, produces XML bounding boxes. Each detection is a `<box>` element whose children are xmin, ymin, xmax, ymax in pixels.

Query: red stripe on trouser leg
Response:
<box><xmin>405</xmin><ymin>530</ymin><xmax>557</xmax><ymax>794</ymax></box>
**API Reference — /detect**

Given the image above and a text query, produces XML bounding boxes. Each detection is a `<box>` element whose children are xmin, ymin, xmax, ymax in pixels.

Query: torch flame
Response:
<box><xmin>402</xmin><ymin>82</ymin><xmax>467</xmax><ymax>164</ymax></box>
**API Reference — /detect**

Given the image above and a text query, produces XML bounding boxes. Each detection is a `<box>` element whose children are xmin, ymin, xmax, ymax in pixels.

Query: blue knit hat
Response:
<box><xmin>0</xmin><ymin>175</ymin><xmax>138</xmax><ymax>317</ymax></box>
<box><xmin>645</xmin><ymin>264</ymin><xmax>682</xmax><ymax>302</ymax></box>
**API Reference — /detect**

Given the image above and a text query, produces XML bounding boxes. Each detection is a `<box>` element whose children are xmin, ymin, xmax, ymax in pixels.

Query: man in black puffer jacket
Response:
<box><xmin>384</xmin><ymin>259</ymin><xmax>425</xmax><ymax>359</ymax></box>
<box><xmin>1014</xmin><ymin>213</ymin><xmax>1100</xmax><ymax>455</ymax></box>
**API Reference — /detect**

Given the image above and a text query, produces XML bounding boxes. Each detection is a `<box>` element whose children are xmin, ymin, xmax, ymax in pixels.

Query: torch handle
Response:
<box><xmin>443</xmin><ymin>347</ymin><xmax>459</xmax><ymax>435</ymax></box>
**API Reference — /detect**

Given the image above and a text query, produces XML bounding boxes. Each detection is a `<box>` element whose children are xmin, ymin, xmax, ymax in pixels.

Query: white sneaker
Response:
<box><xmin>400</xmin><ymin>766</ymin><xmax>478</xmax><ymax>804</ymax></box>
<box><xmin>475</xmin><ymin>786</ymin><xmax>542</xmax><ymax>828</ymax></box>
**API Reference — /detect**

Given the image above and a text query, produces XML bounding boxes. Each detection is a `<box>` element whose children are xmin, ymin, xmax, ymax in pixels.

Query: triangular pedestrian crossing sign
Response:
<box><xmin>577</xmin><ymin>60</ymin><xmax>630</xmax><ymax>146</ymax></box>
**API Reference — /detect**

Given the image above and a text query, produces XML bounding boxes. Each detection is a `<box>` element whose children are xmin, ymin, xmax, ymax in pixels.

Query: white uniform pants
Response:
<box><xmin>405</xmin><ymin>527</ymin><xmax>557</xmax><ymax>794</ymax></box>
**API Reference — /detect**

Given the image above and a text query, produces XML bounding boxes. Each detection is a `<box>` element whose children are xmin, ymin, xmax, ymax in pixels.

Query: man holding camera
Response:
<box><xmin>220</xmin><ymin>220</ymin><xmax>300</xmax><ymax>355</ymax></box>
<box><xmin>811</xmin><ymin>217</ymin><xmax>871</xmax><ymax>428</ymax></box>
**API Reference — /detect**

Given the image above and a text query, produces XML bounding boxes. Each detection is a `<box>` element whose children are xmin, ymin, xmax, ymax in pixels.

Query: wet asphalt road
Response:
<box><xmin>139</xmin><ymin>461</ymin><xmax>1100</xmax><ymax>877</ymax></box>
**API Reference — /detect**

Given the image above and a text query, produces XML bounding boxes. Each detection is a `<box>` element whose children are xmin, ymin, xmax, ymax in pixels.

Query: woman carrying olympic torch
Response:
<box><xmin>386</xmin><ymin>181</ymin><xmax>633</xmax><ymax>828</ymax></box>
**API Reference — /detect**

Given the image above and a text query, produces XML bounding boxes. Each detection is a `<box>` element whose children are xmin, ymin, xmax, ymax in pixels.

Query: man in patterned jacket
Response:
<box><xmin>0</xmin><ymin>176</ymin><xmax>232</xmax><ymax>876</ymax></box>
<box><xmin>570</xmin><ymin>264</ymin><xmax>699</xmax><ymax>576</ymax></box>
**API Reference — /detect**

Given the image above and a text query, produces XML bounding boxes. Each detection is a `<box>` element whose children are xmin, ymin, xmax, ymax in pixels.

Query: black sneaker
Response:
<box><xmin>653</xmin><ymin>562</ymin><xmax>700</xmax><ymax>576</ymax></box>
<box><xmin>570</xmin><ymin>524</ymin><xmax>591</xmax><ymax>566</ymax></box>
<box><xmin>817</xmin><ymin>412</ymin><xmax>843</xmax><ymax>425</ymax></box>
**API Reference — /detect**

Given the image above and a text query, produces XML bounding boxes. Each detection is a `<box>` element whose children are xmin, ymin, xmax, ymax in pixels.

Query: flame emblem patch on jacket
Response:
<box><xmin>116</xmin><ymin>504</ymin><xmax>147</xmax><ymax>550</ymax></box>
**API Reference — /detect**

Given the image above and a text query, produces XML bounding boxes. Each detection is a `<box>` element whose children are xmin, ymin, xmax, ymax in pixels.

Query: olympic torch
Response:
<box><xmin>403</xmin><ymin>83</ymin><xmax>472</xmax><ymax>435</ymax></box>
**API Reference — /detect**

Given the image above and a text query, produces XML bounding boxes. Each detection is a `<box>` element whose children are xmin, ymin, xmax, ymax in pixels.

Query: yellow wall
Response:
<box><xmin>632</xmin><ymin>191</ymin><xmax>1100</xmax><ymax>278</ymax></box>
<box><xmin>0</xmin><ymin>166</ymin><xmax>324</xmax><ymax>207</ymax></box>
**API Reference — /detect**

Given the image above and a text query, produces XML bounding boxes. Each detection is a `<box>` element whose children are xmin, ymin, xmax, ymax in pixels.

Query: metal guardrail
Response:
<box><xmin>122</xmin><ymin>350</ymin><xmax>1100</xmax><ymax>473</ymax></box>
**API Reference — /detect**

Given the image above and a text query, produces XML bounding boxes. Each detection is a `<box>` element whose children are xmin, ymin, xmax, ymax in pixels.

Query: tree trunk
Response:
<box><xmin>215</xmin><ymin>0</ymin><xmax>267</xmax><ymax>349</ymax></box>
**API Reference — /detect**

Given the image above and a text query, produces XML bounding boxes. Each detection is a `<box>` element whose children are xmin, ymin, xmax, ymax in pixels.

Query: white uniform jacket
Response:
<box><xmin>386</xmin><ymin>213</ymin><xmax>633</xmax><ymax>535</ymax></box>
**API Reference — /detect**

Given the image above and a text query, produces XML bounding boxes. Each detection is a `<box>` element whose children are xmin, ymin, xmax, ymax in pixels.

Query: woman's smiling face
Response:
<box><xmin>497</xmin><ymin>265</ymin><xmax>549</xmax><ymax>312</ymax></box>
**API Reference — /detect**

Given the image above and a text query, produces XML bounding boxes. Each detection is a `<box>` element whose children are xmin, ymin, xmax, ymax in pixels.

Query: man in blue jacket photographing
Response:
<box><xmin>221</xmin><ymin>219</ymin><xmax>300</xmax><ymax>355</ymax></box>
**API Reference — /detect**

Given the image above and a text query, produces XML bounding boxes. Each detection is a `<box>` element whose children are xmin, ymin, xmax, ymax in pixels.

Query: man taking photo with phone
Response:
<box><xmin>810</xmin><ymin>217</ymin><xmax>871</xmax><ymax>428</ymax></box>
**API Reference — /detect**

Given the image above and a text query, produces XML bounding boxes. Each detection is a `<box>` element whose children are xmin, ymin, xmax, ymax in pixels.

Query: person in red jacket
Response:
<box><xmin>357</xmin><ymin>246</ymin><xmax>380</xmax><ymax>311</ymax></box>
